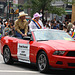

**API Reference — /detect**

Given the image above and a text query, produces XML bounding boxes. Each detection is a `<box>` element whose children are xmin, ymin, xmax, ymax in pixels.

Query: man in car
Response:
<box><xmin>15</xmin><ymin>11</ymin><xmax>28</xmax><ymax>38</ymax></box>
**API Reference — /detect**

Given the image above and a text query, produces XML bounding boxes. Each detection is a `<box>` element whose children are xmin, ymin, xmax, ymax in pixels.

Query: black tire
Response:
<box><xmin>37</xmin><ymin>51</ymin><xmax>49</xmax><ymax>73</ymax></box>
<box><xmin>3</xmin><ymin>46</ymin><xmax>13</xmax><ymax>64</ymax></box>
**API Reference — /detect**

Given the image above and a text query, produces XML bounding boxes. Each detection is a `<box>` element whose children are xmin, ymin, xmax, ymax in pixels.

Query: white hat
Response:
<box><xmin>18</xmin><ymin>11</ymin><xmax>28</xmax><ymax>18</ymax></box>
<box><xmin>70</xmin><ymin>28</ymin><xmax>73</xmax><ymax>31</ymax></box>
<box><xmin>3</xmin><ymin>19</ymin><xmax>6</xmax><ymax>22</ymax></box>
<box><xmin>5</xmin><ymin>22</ymin><xmax>7</xmax><ymax>24</ymax></box>
<box><xmin>33</xmin><ymin>12</ymin><xmax>42</xmax><ymax>19</ymax></box>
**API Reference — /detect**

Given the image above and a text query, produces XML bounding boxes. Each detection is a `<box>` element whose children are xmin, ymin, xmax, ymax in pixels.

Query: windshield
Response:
<box><xmin>33</xmin><ymin>30</ymin><xmax>74</xmax><ymax>41</ymax></box>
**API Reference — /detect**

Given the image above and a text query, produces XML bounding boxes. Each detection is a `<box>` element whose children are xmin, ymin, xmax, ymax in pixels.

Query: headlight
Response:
<box><xmin>53</xmin><ymin>51</ymin><xmax>65</xmax><ymax>55</ymax></box>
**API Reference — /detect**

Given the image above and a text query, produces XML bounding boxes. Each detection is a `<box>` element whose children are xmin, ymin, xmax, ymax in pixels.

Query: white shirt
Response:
<box><xmin>29</xmin><ymin>19</ymin><xmax>44</xmax><ymax>30</ymax></box>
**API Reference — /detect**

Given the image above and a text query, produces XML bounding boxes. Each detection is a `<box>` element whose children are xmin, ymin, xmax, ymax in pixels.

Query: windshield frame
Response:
<box><xmin>33</xmin><ymin>29</ymin><xmax>74</xmax><ymax>41</ymax></box>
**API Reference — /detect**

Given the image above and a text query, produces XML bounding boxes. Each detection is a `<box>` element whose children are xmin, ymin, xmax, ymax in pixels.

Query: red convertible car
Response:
<box><xmin>0</xmin><ymin>29</ymin><xmax>75</xmax><ymax>72</ymax></box>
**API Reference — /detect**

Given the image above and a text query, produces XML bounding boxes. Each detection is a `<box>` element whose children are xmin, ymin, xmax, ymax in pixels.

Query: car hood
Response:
<box><xmin>39</xmin><ymin>40</ymin><xmax>75</xmax><ymax>50</ymax></box>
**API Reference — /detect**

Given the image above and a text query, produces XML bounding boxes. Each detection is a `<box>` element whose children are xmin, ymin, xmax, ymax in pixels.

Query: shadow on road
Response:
<box><xmin>45</xmin><ymin>69</ymin><xmax>75</xmax><ymax>74</ymax></box>
<box><xmin>5</xmin><ymin>62</ymin><xmax>75</xmax><ymax>75</ymax></box>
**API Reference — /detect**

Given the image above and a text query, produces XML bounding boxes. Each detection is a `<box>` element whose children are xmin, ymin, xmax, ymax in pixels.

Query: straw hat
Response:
<box><xmin>18</xmin><ymin>11</ymin><xmax>28</xmax><ymax>18</ymax></box>
<box><xmin>33</xmin><ymin>12</ymin><xmax>42</xmax><ymax>19</ymax></box>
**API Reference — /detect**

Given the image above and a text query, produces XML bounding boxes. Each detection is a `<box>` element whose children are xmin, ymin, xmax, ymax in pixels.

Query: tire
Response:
<box><xmin>3</xmin><ymin>46</ymin><xmax>13</xmax><ymax>64</ymax></box>
<box><xmin>37</xmin><ymin>51</ymin><xmax>49</xmax><ymax>73</ymax></box>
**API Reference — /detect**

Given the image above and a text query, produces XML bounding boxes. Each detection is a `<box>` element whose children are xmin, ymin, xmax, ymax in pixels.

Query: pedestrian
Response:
<box><xmin>0</xmin><ymin>18</ymin><xmax>3</xmax><ymax>25</ymax></box>
<box><xmin>3</xmin><ymin>25</ymin><xmax>11</xmax><ymax>36</ymax></box>
<box><xmin>53</xmin><ymin>23</ymin><xmax>58</xmax><ymax>29</ymax></box>
<box><xmin>53</xmin><ymin>18</ymin><xmax>57</xmax><ymax>23</ymax></box>
<box><xmin>15</xmin><ymin>11</ymin><xmax>28</xmax><ymax>39</ymax></box>
<box><xmin>67</xmin><ymin>19</ymin><xmax>73</xmax><ymax>33</ymax></box>
<box><xmin>29</xmin><ymin>12</ymin><xmax>44</xmax><ymax>30</ymax></box>
<box><xmin>72</xmin><ymin>21</ymin><xmax>75</xmax><ymax>32</ymax></box>
<box><xmin>63</xmin><ymin>25</ymin><xmax>67</xmax><ymax>32</ymax></box>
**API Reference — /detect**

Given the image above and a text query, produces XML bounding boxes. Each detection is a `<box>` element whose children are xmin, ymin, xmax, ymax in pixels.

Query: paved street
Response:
<box><xmin>0</xmin><ymin>54</ymin><xmax>43</xmax><ymax>75</ymax></box>
<box><xmin>0</xmin><ymin>53</ymin><xmax>75</xmax><ymax>75</ymax></box>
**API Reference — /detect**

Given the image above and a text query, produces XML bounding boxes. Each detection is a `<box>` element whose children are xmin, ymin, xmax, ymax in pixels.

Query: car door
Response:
<box><xmin>17</xmin><ymin>40</ymin><xmax>30</xmax><ymax>63</ymax></box>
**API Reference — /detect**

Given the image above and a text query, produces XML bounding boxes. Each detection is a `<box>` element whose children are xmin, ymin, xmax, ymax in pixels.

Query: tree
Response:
<box><xmin>23</xmin><ymin>0</ymin><xmax>69</xmax><ymax>22</ymax></box>
<box><xmin>13</xmin><ymin>0</ymin><xmax>75</xmax><ymax>22</ymax></box>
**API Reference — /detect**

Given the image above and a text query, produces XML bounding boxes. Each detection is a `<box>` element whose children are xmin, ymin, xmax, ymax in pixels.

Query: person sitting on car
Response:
<box><xmin>29</xmin><ymin>12</ymin><xmax>44</xmax><ymax>30</ymax></box>
<box><xmin>15</xmin><ymin>11</ymin><xmax>28</xmax><ymax>39</ymax></box>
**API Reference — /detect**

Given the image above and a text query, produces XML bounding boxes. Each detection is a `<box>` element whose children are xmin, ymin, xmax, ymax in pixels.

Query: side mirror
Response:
<box><xmin>23</xmin><ymin>36</ymin><xmax>31</xmax><ymax>40</ymax></box>
<box><xmin>27</xmin><ymin>32</ymin><xmax>33</xmax><ymax>41</ymax></box>
<box><xmin>27</xmin><ymin>32</ymin><xmax>32</xmax><ymax>37</ymax></box>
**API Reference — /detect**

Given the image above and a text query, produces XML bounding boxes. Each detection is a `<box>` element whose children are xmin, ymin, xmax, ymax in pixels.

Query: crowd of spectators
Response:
<box><xmin>0</xmin><ymin>17</ymin><xmax>75</xmax><ymax>39</ymax></box>
<box><xmin>44</xmin><ymin>18</ymin><xmax>75</xmax><ymax>35</ymax></box>
<box><xmin>0</xmin><ymin>18</ymin><xmax>15</xmax><ymax>38</ymax></box>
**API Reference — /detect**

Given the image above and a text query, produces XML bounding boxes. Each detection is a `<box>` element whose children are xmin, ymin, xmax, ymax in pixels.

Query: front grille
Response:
<box><xmin>68</xmin><ymin>63</ymin><xmax>75</xmax><ymax>67</ymax></box>
<box><xmin>66</xmin><ymin>51</ymin><xmax>75</xmax><ymax>57</ymax></box>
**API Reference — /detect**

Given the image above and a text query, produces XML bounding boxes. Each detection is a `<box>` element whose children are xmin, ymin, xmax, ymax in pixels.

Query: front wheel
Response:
<box><xmin>37</xmin><ymin>51</ymin><xmax>49</xmax><ymax>73</ymax></box>
<box><xmin>3</xmin><ymin>46</ymin><xmax>13</xmax><ymax>64</ymax></box>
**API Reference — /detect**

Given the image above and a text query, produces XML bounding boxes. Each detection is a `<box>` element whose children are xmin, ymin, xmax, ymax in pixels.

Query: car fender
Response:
<box><xmin>35</xmin><ymin>45</ymin><xmax>54</xmax><ymax>63</ymax></box>
<box><xmin>2</xmin><ymin>39</ymin><xmax>17</xmax><ymax>57</ymax></box>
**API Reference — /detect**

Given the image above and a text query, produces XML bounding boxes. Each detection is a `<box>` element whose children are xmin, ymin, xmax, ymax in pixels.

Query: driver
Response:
<box><xmin>15</xmin><ymin>11</ymin><xmax>28</xmax><ymax>38</ymax></box>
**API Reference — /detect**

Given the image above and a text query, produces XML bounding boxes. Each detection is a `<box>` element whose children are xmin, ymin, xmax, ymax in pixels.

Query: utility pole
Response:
<box><xmin>72</xmin><ymin>0</ymin><xmax>75</xmax><ymax>23</ymax></box>
<box><xmin>9</xmin><ymin>0</ymin><xmax>12</xmax><ymax>20</ymax></box>
<box><xmin>6</xmin><ymin>0</ymin><xmax>9</xmax><ymax>19</ymax></box>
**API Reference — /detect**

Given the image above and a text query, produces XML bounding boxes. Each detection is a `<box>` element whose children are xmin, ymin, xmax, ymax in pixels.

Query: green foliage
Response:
<box><xmin>14</xmin><ymin>0</ymin><xmax>72</xmax><ymax>21</ymax></box>
<box><xmin>23</xmin><ymin>0</ymin><xmax>54</xmax><ymax>17</ymax></box>
<box><xmin>50</xmin><ymin>7</ymin><xmax>67</xmax><ymax>16</ymax></box>
<box><xmin>24</xmin><ymin>0</ymin><xmax>67</xmax><ymax>16</ymax></box>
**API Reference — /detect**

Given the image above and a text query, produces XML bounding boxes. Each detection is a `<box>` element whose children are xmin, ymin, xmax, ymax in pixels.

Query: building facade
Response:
<box><xmin>0</xmin><ymin>0</ymin><xmax>29</xmax><ymax>19</ymax></box>
<box><xmin>50</xmin><ymin>0</ymin><xmax>72</xmax><ymax>22</ymax></box>
<box><xmin>0</xmin><ymin>0</ymin><xmax>73</xmax><ymax>22</ymax></box>
<box><xmin>0</xmin><ymin>0</ymin><xmax>7</xmax><ymax>18</ymax></box>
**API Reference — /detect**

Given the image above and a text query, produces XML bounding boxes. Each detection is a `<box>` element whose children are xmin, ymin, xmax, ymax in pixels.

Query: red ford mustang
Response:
<box><xmin>0</xmin><ymin>29</ymin><xmax>75</xmax><ymax>72</ymax></box>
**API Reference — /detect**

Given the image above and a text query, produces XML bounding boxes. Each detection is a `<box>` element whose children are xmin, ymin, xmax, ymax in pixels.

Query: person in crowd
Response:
<box><xmin>59</xmin><ymin>22</ymin><xmax>63</xmax><ymax>30</ymax></box>
<box><xmin>64</xmin><ymin>21</ymin><xmax>69</xmax><ymax>28</ymax></box>
<box><xmin>53</xmin><ymin>18</ymin><xmax>57</xmax><ymax>23</ymax></box>
<box><xmin>63</xmin><ymin>24</ymin><xmax>67</xmax><ymax>32</ymax></box>
<box><xmin>0</xmin><ymin>18</ymin><xmax>3</xmax><ymax>25</ymax></box>
<box><xmin>3</xmin><ymin>25</ymin><xmax>11</xmax><ymax>36</ymax></box>
<box><xmin>50</xmin><ymin>20</ymin><xmax>54</xmax><ymax>29</ymax></box>
<box><xmin>69</xmin><ymin>28</ymin><xmax>74</xmax><ymax>37</ymax></box>
<box><xmin>56</xmin><ymin>21</ymin><xmax>60</xmax><ymax>29</ymax></box>
<box><xmin>15</xmin><ymin>11</ymin><xmax>28</xmax><ymax>39</ymax></box>
<box><xmin>72</xmin><ymin>21</ymin><xmax>75</xmax><ymax>32</ymax></box>
<box><xmin>45</xmin><ymin>24</ymin><xmax>50</xmax><ymax>29</ymax></box>
<box><xmin>9</xmin><ymin>24</ymin><xmax>15</xmax><ymax>36</ymax></box>
<box><xmin>47</xmin><ymin>21</ymin><xmax>51</xmax><ymax>27</ymax></box>
<box><xmin>43</xmin><ymin>20</ymin><xmax>47</xmax><ymax>29</ymax></box>
<box><xmin>5</xmin><ymin>20</ymin><xmax>10</xmax><ymax>27</ymax></box>
<box><xmin>45</xmin><ymin>21</ymin><xmax>51</xmax><ymax>29</ymax></box>
<box><xmin>67</xmin><ymin>19</ymin><xmax>73</xmax><ymax>33</ymax></box>
<box><xmin>53</xmin><ymin>23</ymin><xmax>58</xmax><ymax>29</ymax></box>
<box><xmin>29</xmin><ymin>12</ymin><xmax>44</xmax><ymax>30</ymax></box>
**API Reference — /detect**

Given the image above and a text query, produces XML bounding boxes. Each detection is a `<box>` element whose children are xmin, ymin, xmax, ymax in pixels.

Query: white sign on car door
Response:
<box><xmin>17</xmin><ymin>43</ymin><xmax>30</xmax><ymax>63</ymax></box>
